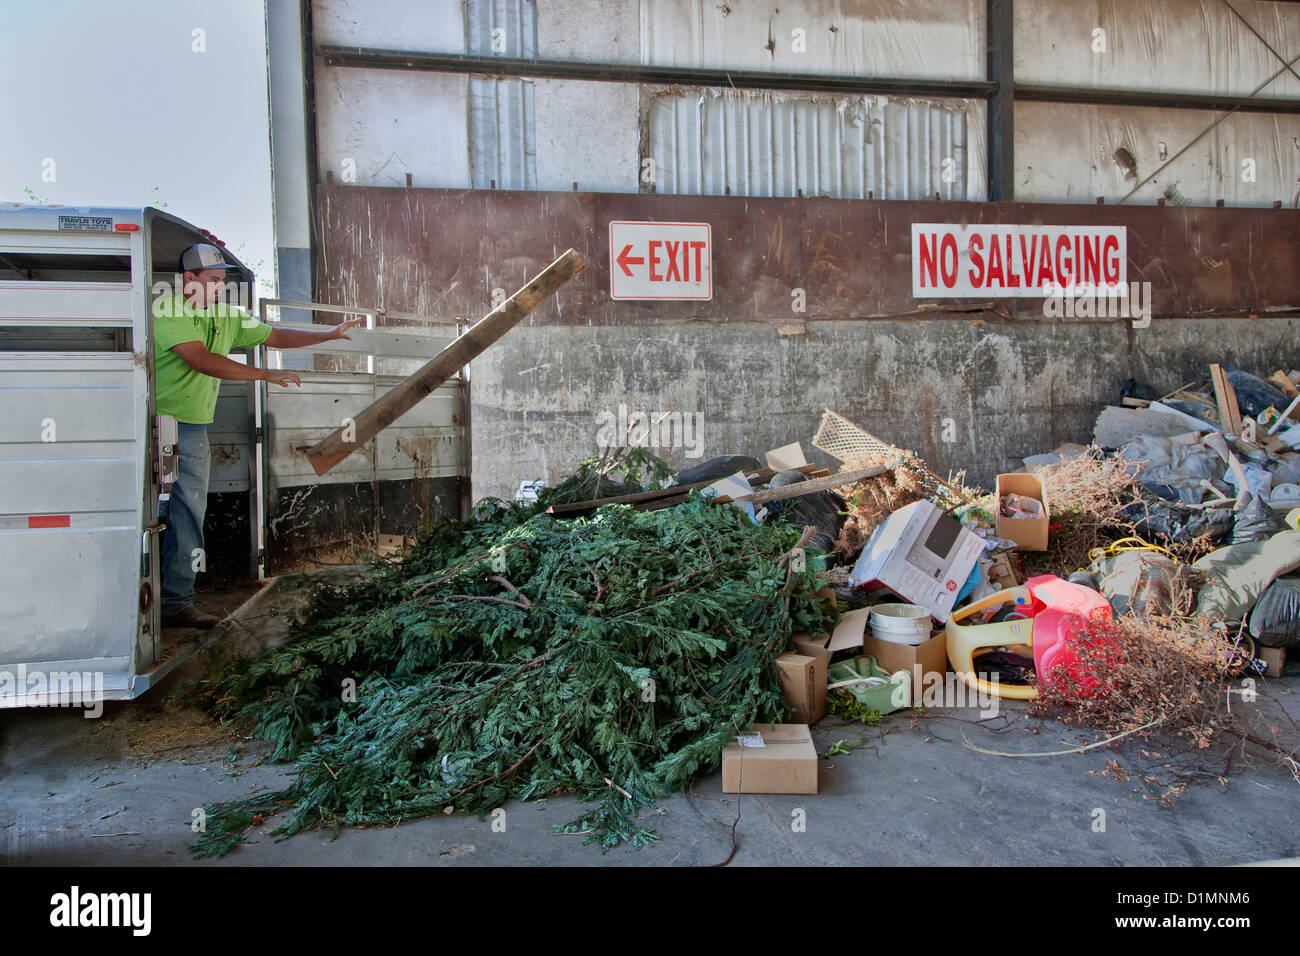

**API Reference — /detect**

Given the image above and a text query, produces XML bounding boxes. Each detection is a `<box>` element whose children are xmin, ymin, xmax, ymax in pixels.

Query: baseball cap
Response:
<box><xmin>179</xmin><ymin>243</ymin><xmax>238</xmax><ymax>273</ymax></box>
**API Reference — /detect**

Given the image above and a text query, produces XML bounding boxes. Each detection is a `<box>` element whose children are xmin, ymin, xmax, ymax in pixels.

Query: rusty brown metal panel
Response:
<box><xmin>316</xmin><ymin>185</ymin><xmax>1300</xmax><ymax>324</ymax></box>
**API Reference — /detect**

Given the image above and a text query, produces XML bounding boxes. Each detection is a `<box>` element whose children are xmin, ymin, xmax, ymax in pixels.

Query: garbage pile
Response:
<box><xmin>197</xmin><ymin>365</ymin><xmax>1300</xmax><ymax>856</ymax></box>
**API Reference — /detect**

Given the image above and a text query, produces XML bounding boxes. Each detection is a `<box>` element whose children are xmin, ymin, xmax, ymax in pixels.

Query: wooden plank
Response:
<box><xmin>715</xmin><ymin>465</ymin><xmax>892</xmax><ymax>505</ymax></box>
<box><xmin>548</xmin><ymin>473</ymin><xmax>767</xmax><ymax>514</ymax></box>
<box><xmin>637</xmin><ymin>493</ymin><xmax>692</xmax><ymax>511</ymax></box>
<box><xmin>1172</xmin><ymin>389</ymin><xmax>1216</xmax><ymax>408</ymax></box>
<box><xmin>1209</xmin><ymin>363</ymin><xmax>1243</xmax><ymax>436</ymax></box>
<box><xmin>305</xmin><ymin>249</ymin><xmax>584</xmax><ymax>475</ymax></box>
<box><xmin>546</xmin><ymin>464</ymin><xmax>819</xmax><ymax>515</ymax></box>
<box><xmin>1154</xmin><ymin>380</ymin><xmax>1198</xmax><ymax>404</ymax></box>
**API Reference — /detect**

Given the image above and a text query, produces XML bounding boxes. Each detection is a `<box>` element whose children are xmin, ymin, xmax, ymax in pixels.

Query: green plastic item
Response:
<box><xmin>827</xmin><ymin>656</ymin><xmax>911</xmax><ymax>715</ymax></box>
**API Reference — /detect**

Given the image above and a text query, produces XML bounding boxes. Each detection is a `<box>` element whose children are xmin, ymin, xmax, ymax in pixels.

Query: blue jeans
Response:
<box><xmin>160</xmin><ymin>422</ymin><xmax>211</xmax><ymax>616</ymax></box>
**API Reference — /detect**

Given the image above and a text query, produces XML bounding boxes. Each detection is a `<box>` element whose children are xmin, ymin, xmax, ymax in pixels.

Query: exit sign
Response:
<box><xmin>609</xmin><ymin>221</ymin><xmax>712</xmax><ymax>300</ymax></box>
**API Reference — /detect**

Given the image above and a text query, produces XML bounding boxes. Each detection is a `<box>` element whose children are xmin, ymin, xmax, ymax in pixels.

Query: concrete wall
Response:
<box><xmin>467</xmin><ymin>315</ymin><xmax>1300</xmax><ymax>501</ymax></box>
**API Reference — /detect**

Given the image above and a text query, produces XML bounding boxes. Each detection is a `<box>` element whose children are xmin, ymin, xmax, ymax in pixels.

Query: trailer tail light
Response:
<box><xmin>114</xmin><ymin>223</ymin><xmax>139</xmax><ymax>231</ymax></box>
<box><xmin>28</xmin><ymin>515</ymin><xmax>71</xmax><ymax>528</ymax></box>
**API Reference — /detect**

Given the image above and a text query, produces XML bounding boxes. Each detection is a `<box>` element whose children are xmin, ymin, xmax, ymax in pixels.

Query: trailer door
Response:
<box><xmin>255</xmin><ymin>302</ymin><xmax>471</xmax><ymax>575</ymax></box>
<box><xmin>0</xmin><ymin>215</ymin><xmax>149</xmax><ymax>703</ymax></box>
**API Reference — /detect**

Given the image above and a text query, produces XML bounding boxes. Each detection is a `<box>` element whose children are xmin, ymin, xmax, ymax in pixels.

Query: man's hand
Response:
<box><xmin>327</xmin><ymin>317</ymin><xmax>366</xmax><ymax>340</ymax></box>
<box><xmin>263</xmin><ymin>370</ymin><xmax>302</xmax><ymax>388</ymax></box>
<box><xmin>263</xmin><ymin>318</ymin><xmax>366</xmax><ymax>350</ymax></box>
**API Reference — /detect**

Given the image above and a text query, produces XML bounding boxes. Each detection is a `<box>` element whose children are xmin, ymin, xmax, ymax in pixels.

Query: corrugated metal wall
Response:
<box><xmin>637</xmin><ymin>0</ymin><xmax>985</xmax><ymax>79</ymax></box>
<box><xmin>646</xmin><ymin>88</ymin><xmax>981</xmax><ymax>200</ymax></box>
<box><xmin>1013</xmin><ymin>0</ymin><xmax>1300</xmax><ymax>206</ymax></box>
<box><xmin>311</xmin><ymin>0</ymin><xmax>990</xmax><ymax>202</ymax></box>
<box><xmin>467</xmin><ymin>0</ymin><xmax>538</xmax><ymax>190</ymax></box>
<box><xmin>306</xmin><ymin>0</ymin><xmax>1300</xmax><ymax>205</ymax></box>
<box><xmin>1015</xmin><ymin>0</ymin><xmax>1300</xmax><ymax>97</ymax></box>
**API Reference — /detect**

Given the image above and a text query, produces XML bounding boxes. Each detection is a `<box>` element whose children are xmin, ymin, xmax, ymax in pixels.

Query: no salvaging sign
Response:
<box><xmin>912</xmin><ymin>222</ymin><xmax>1128</xmax><ymax>298</ymax></box>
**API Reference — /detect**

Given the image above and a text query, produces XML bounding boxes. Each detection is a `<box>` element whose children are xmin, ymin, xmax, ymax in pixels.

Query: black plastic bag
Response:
<box><xmin>1233</xmin><ymin>495</ymin><xmax>1287</xmax><ymax>544</ymax></box>
<box><xmin>1123</xmin><ymin>497</ymin><xmax>1233</xmax><ymax>546</ymax></box>
<box><xmin>1250</xmin><ymin>577</ymin><xmax>1300</xmax><ymax>648</ymax></box>
<box><xmin>673</xmin><ymin>455</ymin><xmax>760</xmax><ymax>486</ymax></box>
<box><xmin>1223</xmin><ymin>366</ymin><xmax>1289</xmax><ymax>420</ymax></box>
<box><xmin>1119</xmin><ymin>378</ymin><xmax>1158</xmax><ymax>404</ymax></box>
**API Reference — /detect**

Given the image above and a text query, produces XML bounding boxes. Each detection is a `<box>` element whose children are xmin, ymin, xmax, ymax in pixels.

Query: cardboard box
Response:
<box><xmin>849</xmin><ymin>500</ymin><xmax>984</xmax><ymax>619</ymax></box>
<box><xmin>765</xmin><ymin>442</ymin><xmax>808</xmax><ymax>471</ymax></box>
<box><xmin>863</xmin><ymin>630</ymin><xmax>949</xmax><ymax>702</ymax></box>
<box><xmin>776</xmin><ymin>651</ymin><xmax>827</xmax><ymax>724</ymax></box>
<box><xmin>722</xmin><ymin>723</ymin><xmax>818</xmax><ymax>794</ymax></box>
<box><xmin>809</xmin><ymin>608</ymin><xmax>949</xmax><ymax>704</ymax></box>
<box><xmin>792</xmin><ymin>632</ymin><xmax>832</xmax><ymax>659</ymax></box>
<box><xmin>1260</xmin><ymin>645</ymin><xmax>1287</xmax><ymax>678</ymax></box>
<box><xmin>986</xmin><ymin>552</ymin><xmax>1020</xmax><ymax>591</ymax></box>
<box><xmin>377</xmin><ymin>534</ymin><xmax>416</xmax><ymax>556</ymax></box>
<box><xmin>996</xmin><ymin>473</ymin><xmax>1050</xmax><ymax>552</ymax></box>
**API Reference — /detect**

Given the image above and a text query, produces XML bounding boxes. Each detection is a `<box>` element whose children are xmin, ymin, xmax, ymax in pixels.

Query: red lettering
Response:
<box><xmin>1036</xmin><ymin>235</ymin><xmax>1056</xmax><ymax>290</ymax></box>
<box><xmin>987</xmin><ymin>233</ymin><xmax>1004</xmax><ymax>287</ymax></box>
<box><xmin>1103</xmin><ymin>234</ymin><xmax>1120</xmax><ymax>284</ymax></box>
<box><xmin>690</xmin><ymin>240</ymin><xmax>706</xmax><ymax>281</ymax></box>
<box><xmin>968</xmin><ymin>234</ymin><xmax>985</xmax><ymax>286</ymax></box>
<box><xmin>1005</xmin><ymin>234</ymin><xmax>1020</xmax><ymax>287</ymax></box>
<box><xmin>1082</xmin><ymin>236</ymin><xmax>1099</xmax><ymax>288</ymax></box>
<box><xmin>940</xmin><ymin>234</ymin><xmax>958</xmax><ymax>288</ymax></box>
<box><xmin>1019</xmin><ymin>234</ymin><xmax>1039</xmax><ymax>289</ymax></box>
<box><xmin>919</xmin><ymin>232</ymin><xmax>939</xmax><ymax>288</ymax></box>
<box><xmin>648</xmin><ymin>240</ymin><xmax>663</xmax><ymax>281</ymax></box>
<box><xmin>1055</xmin><ymin>236</ymin><xmax>1072</xmax><ymax>288</ymax></box>
<box><xmin>665</xmin><ymin>241</ymin><xmax>681</xmax><ymax>281</ymax></box>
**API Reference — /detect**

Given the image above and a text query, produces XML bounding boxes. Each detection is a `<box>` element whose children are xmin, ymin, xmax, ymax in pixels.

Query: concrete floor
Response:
<box><xmin>3</xmin><ymin>573</ymin><xmax>1298</xmax><ymax>866</ymax></box>
<box><xmin>4</xmin><ymin>687</ymin><xmax>1297</xmax><ymax>866</ymax></box>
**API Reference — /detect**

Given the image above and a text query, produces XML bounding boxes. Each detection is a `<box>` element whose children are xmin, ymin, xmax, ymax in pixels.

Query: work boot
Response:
<box><xmin>161</xmin><ymin>605</ymin><xmax>221</xmax><ymax>630</ymax></box>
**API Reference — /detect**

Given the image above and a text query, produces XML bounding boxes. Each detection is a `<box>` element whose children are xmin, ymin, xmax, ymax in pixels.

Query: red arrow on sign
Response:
<box><xmin>616</xmin><ymin>244</ymin><xmax>644</xmax><ymax>277</ymax></box>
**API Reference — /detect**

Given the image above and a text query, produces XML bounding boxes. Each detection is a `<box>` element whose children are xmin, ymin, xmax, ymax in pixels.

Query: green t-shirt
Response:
<box><xmin>152</xmin><ymin>292</ymin><xmax>273</xmax><ymax>424</ymax></box>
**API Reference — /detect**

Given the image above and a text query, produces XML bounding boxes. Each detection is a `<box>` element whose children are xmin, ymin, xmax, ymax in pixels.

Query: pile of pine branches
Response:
<box><xmin>194</xmin><ymin>489</ymin><xmax>832</xmax><ymax>856</ymax></box>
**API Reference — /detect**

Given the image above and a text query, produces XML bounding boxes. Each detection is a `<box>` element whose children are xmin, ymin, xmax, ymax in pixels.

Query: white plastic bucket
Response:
<box><xmin>869</xmin><ymin>603</ymin><xmax>932</xmax><ymax>646</ymax></box>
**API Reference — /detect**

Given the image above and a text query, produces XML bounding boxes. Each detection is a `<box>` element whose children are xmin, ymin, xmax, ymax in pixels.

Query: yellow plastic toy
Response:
<box><xmin>945</xmin><ymin>586</ymin><xmax>1039</xmax><ymax>701</ymax></box>
<box><xmin>946</xmin><ymin>574</ymin><xmax>1115</xmax><ymax>702</ymax></box>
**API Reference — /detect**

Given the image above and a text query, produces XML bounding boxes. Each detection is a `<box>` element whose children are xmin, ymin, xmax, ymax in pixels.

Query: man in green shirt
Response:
<box><xmin>154</xmin><ymin>243</ymin><xmax>362</xmax><ymax>628</ymax></box>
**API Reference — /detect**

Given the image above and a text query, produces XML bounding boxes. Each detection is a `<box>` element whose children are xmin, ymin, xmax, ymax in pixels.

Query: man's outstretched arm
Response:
<box><xmin>264</xmin><ymin>317</ymin><xmax>364</xmax><ymax>350</ymax></box>
<box><xmin>170</xmin><ymin>342</ymin><xmax>302</xmax><ymax>387</ymax></box>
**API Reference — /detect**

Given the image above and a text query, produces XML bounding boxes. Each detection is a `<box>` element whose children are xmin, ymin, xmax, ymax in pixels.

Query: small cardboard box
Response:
<box><xmin>823</xmin><ymin>607</ymin><xmax>949</xmax><ymax>703</ymax></box>
<box><xmin>849</xmin><ymin>500</ymin><xmax>985</xmax><ymax>620</ymax></box>
<box><xmin>863</xmin><ymin>630</ymin><xmax>949</xmax><ymax>703</ymax></box>
<box><xmin>765</xmin><ymin>442</ymin><xmax>808</xmax><ymax>471</ymax></box>
<box><xmin>986</xmin><ymin>552</ymin><xmax>1020</xmax><ymax>591</ymax></box>
<box><xmin>776</xmin><ymin>651</ymin><xmax>827</xmax><ymax>724</ymax></box>
<box><xmin>378</xmin><ymin>533</ymin><xmax>416</xmax><ymax>556</ymax></box>
<box><xmin>1260</xmin><ymin>645</ymin><xmax>1287</xmax><ymax>678</ymax></box>
<box><xmin>996</xmin><ymin>473</ymin><xmax>1050</xmax><ymax>552</ymax></box>
<box><xmin>722</xmin><ymin>723</ymin><xmax>819</xmax><ymax>794</ymax></box>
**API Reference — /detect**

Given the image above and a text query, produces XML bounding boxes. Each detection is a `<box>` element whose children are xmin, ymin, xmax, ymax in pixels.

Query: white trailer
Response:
<box><xmin>0</xmin><ymin>204</ymin><xmax>470</xmax><ymax>707</ymax></box>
